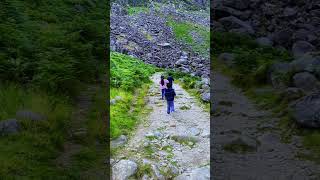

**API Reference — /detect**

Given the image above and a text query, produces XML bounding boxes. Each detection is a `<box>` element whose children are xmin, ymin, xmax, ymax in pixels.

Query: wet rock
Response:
<box><xmin>112</xmin><ymin>160</ymin><xmax>138</xmax><ymax>180</ymax></box>
<box><xmin>175</xmin><ymin>166</ymin><xmax>210</xmax><ymax>180</ymax></box>
<box><xmin>16</xmin><ymin>110</ymin><xmax>47</xmax><ymax>121</ymax></box>
<box><xmin>292</xmin><ymin>93</ymin><xmax>320</xmax><ymax>128</ymax></box>
<box><xmin>222</xmin><ymin>134</ymin><xmax>258</xmax><ymax>153</ymax></box>
<box><xmin>293</xmin><ymin>72</ymin><xmax>320</xmax><ymax>93</ymax></box>
<box><xmin>111</xmin><ymin>135</ymin><xmax>128</xmax><ymax>148</ymax></box>
<box><xmin>0</xmin><ymin>119</ymin><xmax>20</xmax><ymax>135</ymax></box>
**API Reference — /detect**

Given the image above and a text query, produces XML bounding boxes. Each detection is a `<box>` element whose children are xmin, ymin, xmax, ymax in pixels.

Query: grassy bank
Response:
<box><xmin>0</xmin><ymin>84</ymin><xmax>72</xmax><ymax>178</ymax></box>
<box><xmin>167</xmin><ymin>17</ymin><xmax>209</xmax><ymax>58</ymax></box>
<box><xmin>110</xmin><ymin>52</ymin><xmax>156</xmax><ymax>140</ymax></box>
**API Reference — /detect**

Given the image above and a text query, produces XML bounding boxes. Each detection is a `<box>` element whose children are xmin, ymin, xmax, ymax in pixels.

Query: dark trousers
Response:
<box><xmin>161</xmin><ymin>89</ymin><xmax>165</xmax><ymax>99</ymax></box>
<box><xmin>167</xmin><ymin>100</ymin><xmax>174</xmax><ymax>114</ymax></box>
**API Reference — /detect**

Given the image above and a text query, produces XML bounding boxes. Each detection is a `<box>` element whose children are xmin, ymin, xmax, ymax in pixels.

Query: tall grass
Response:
<box><xmin>0</xmin><ymin>83</ymin><xmax>72</xmax><ymax>178</ymax></box>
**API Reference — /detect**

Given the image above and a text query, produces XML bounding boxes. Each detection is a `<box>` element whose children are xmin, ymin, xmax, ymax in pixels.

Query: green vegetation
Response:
<box><xmin>0</xmin><ymin>0</ymin><xmax>107</xmax><ymax>178</ymax></box>
<box><xmin>0</xmin><ymin>0</ymin><xmax>106</xmax><ymax>96</ymax></box>
<box><xmin>167</xmin><ymin>18</ymin><xmax>209</xmax><ymax>57</ymax></box>
<box><xmin>110</xmin><ymin>52</ymin><xmax>156</xmax><ymax>139</ymax></box>
<box><xmin>0</xmin><ymin>84</ymin><xmax>72</xmax><ymax>178</ymax></box>
<box><xmin>212</xmin><ymin>31</ymin><xmax>292</xmax><ymax>88</ymax></box>
<box><xmin>212</xmin><ymin>31</ymin><xmax>320</xmax><ymax>164</ymax></box>
<box><xmin>128</xmin><ymin>6</ymin><xmax>150</xmax><ymax>15</ymax></box>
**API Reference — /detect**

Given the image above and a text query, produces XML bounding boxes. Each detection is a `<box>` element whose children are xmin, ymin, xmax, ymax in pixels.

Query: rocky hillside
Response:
<box><xmin>110</xmin><ymin>3</ymin><xmax>210</xmax><ymax>78</ymax></box>
<box><xmin>213</xmin><ymin>0</ymin><xmax>320</xmax><ymax>53</ymax></box>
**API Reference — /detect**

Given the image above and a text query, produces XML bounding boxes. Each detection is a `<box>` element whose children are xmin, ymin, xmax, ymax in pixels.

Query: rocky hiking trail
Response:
<box><xmin>112</xmin><ymin>73</ymin><xmax>210</xmax><ymax>180</ymax></box>
<box><xmin>212</xmin><ymin>72</ymin><xmax>320</xmax><ymax>180</ymax></box>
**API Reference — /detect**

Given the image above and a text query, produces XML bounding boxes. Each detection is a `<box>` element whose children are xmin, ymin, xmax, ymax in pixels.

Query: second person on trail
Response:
<box><xmin>159</xmin><ymin>75</ymin><xmax>169</xmax><ymax>100</ymax></box>
<box><xmin>165</xmin><ymin>83</ymin><xmax>176</xmax><ymax>114</ymax></box>
<box><xmin>167</xmin><ymin>73</ymin><xmax>174</xmax><ymax>87</ymax></box>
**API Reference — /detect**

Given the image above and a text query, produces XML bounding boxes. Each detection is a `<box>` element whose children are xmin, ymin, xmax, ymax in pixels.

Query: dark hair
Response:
<box><xmin>161</xmin><ymin>75</ymin><xmax>164</xmax><ymax>86</ymax></box>
<box><xmin>167</xmin><ymin>83</ymin><xmax>172</xmax><ymax>89</ymax></box>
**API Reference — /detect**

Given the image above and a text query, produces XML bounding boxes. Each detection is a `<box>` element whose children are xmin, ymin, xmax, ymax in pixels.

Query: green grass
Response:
<box><xmin>110</xmin><ymin>52</ymin><xmax>156</xmax><ymax>139</ymax></box>
<box><xmin>0</xmin><ymin>83</ymin><xmax>73</xmax><ymax>178</ymax></box>
<box><xmin>167</xmin><ymin>17</ymin><xmax>209</xmax><ymax>57</ymax></box>
<box><xmin>128</xmin><ymin>6</ymin><xmax>150</xmax><ymax>15</ymax></box>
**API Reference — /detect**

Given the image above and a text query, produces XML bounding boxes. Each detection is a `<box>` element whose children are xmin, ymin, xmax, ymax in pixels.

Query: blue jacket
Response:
<box><xmin>165</xmin><ymin>88</ymin><xmax>176</xmax><ymax>101</ymax></box>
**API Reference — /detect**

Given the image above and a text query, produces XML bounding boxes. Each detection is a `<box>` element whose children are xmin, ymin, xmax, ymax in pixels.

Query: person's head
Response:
<box><xmin>168</xmin><ymin>73</ymin><xmax>172</xmax><ymax>77</ymax></box>
<box><xmin>160</xmin><ymin>75</ymin><xmax>164</xmax><ymax>85</ymax></box>
<box><xmin>167</xmin><ymin>83</ymin><xmax>172</xmax><ymax>89</ymax></box>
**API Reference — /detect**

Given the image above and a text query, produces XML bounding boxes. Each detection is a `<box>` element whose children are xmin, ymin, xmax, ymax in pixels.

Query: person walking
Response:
<box><xmin>167</xmin><ymin>73</ymin><xmax>174</xmax><ymax>87</ymax></box>
<box><xmin>164</xmin><ymin>83</ymin><xmax>176</xmax><ymax>114</ymax></box>
<box><xmin>159</xmin><ymin>75</ymin><xmax>169</xmax><ymax>100</ymax></box>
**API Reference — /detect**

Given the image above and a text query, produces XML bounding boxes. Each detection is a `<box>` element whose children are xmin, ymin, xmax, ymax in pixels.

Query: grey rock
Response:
<box><xmin>16</xmin><ymin>110</ymin><xmax>47</xmax><ymax>121</ymax></box>
<box><xmin>151</xmin><ymin>164</ymin><xmax>165</xmax><ymax>180</ymax></box>
<box><xmin>292</xmin><ymin>93</ymin><xmax>320</xmax><ymax>128</ymax></box>
<box><xmin>271</xmin><ymin>29</ymin><xmax>293</xmax><ymax>47</ymax></box>
<box><xmin>293</xmin><ymin>72</ymin><xmax>320</xmax><ymax>93</ymax></box>
<box><xmin>282</xmin><ymin>87</ymin><xmax>304</xmax><ymax>101</ymax></box>
<box><xmin>112</xmin><ymin>160</ymin><xmax>138</xmax><ymax>180</ymax></box>
<box><xmin>0</xmin><ymin>119</ymin><xmax>20</xmax><ymax>135</ymax></box>
<box><xmin>111</xmin><ymin>135</ymin><xmax>128</xmax><ymax>148</ymax></box>
<box><xmin>175</xmin><ymin>166</ymin><xmax>210</xmax><ymax>180</ymax></box>
<box><xmin>256</xmin><ymin>37</ymin><xmax>273</xmax><ymax>46</ymax></box>
<box><xmin>201</xmin><ymin>92</ymin><xmax>210</xmax><ymax>102</ymax></box>
<box><xmin>189</xmin><ymin>127</ymin><xmax>201</xmax><ymax>136</ymax></box>
<box><xmin>175</xmin><ymin>59</ymin><xmax>189</xmax><ymax>66</ymax></box>
<box><xmin>289</xmin><ymin>54</ymin><xmax>319</xmax><ymax>73</ymax></box>
<box><xmin>110</xmin><ymin>99</ymin><xmax>117</xmax><ymax>105</ymax></box>
<box><xmin>283</xmin><ymin>7</ymin><xmax>297</xmax><ymax>17</ymax></box>
<box><xmin>292</xmin><ymin>41</ymin><xmax>315</xmax><ymax>58</ymax></box>
<box><xmin>219</xmin><ymin>16</ymin><xmax>254</xmax><ymax>35</ymax></box>
<box><xmin>217</xmin><ymin>53</ymin><xmax>235</xmax><ymax>67</ymax></box>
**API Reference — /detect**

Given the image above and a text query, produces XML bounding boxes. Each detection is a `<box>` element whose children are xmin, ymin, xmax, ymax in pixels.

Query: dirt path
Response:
<box><xmin>113</xmin><ymin>73</ymin><xmax>210</xmax><ymax>179</ymax></box>
<box><xmin>212</xmin><ymin>72</ymin><xmax>320</xmax><ymax>180</ymax></box>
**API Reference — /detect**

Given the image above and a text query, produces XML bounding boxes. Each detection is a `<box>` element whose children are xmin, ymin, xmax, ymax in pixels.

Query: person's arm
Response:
<box><xmin>173</xmin><ymin>90</ymin><xmax>176</xmax><ymax>96</ymax></box>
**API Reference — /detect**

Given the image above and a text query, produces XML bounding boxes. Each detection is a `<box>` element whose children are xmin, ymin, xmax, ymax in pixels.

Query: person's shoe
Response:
<box><xmin>167</xmin><ymin>112</ymin><xmax>170</xmax><ymax>114</ymax></box>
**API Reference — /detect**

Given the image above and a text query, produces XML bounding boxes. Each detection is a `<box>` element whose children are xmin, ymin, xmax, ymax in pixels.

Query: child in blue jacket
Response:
<box><xmin>164</xmin><ymin>83</ymin><xmax>176</xmax><ymax>114</ymax></box>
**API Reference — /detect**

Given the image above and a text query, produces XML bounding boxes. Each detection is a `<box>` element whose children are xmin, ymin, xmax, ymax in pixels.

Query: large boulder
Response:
<box><xmin>0</xmin><ymin>119</ymin><xmax>20</xmax><ymax>135</ymax></box>
<box><xmin>175</xmin><ymin>166</ymin><xmax>210</xmax><ymax>180</ymax></box>
<box><xmin>219</xmin><ymin>16</ymin><xmax>254</xmax><ymax>35</ymax></box>
<box><xmin>292</xmin><ymin>41</ymin><xmax>316</xmax><ymax>58</ymax></box>
<box><xmin>112</xmin><ymin>160</ymin><xmax>138</xmax><ymax>180</ymax></box>
<box><xmin>292</xmin><ymin>93</ymin><xmax>320</xmax><ymax>128</ymax></box>
<box><xmin>292</xmin><ymin>72</ymin><xmax>320</xmax><ymax>93</ymax></box>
